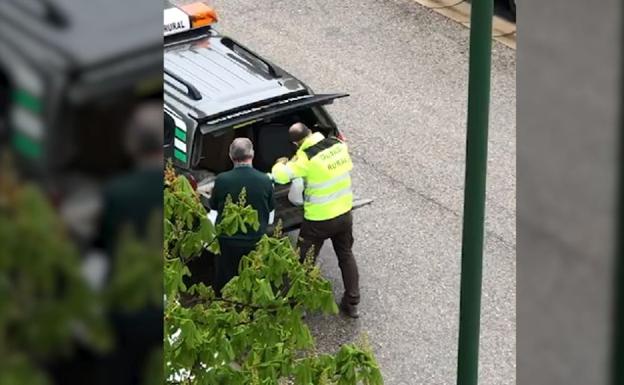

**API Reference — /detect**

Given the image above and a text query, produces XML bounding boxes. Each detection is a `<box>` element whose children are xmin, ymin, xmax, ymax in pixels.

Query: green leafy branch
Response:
<box><xmin>0</xmin><ymin>154</ymin><xmax>111</xmax><ymax>385</ymax></box>
<box><xmin>163</xmin><ymin>164</ymin><xmax>383</xmax><ymax>385</ymax></box>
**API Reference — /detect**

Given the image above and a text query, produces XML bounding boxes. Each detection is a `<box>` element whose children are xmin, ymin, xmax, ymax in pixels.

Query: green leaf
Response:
<box><xmin>161</xmin><ymin>165</ymin><xmax>383</xmax><ymax>385</ymax></box>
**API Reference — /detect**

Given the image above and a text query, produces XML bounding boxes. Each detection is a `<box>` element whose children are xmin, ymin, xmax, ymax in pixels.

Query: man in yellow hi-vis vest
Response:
<box><xmin>272</xmin><ymin>123</ymin><xmax>360</xmax><ymax>318</ymax></box>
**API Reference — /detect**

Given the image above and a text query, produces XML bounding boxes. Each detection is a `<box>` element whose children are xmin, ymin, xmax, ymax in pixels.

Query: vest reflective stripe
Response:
<box><xmin>306</xmin><ymin>171</ymin><xmax>351</xmax><ymax>190</ymax></box>
<box><xmin>304</xmin><ymin>175</ymin><xmax>351</xmax><ymax>201</ymax></box>
<box><xmin>303</xmin><ymin>191</ymin><xmax>352</xmax><ymax>221</ymax></box>
<box><xmin>304</xmin><ymin>186</ymin><xmax>353</xmax><ymax>204</ymax></box>
<box><xmin>299</xmin><ymin>136</ymin><xmax>354</xmax><ymax>221</ymax></box>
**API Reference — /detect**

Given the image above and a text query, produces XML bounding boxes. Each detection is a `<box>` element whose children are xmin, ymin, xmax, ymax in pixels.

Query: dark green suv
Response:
<box><xmin>0</xmin><ymin>0</ymin><xmax>162</xmax><ymax>181</ymax></box>
<box><xmin>164</xmin><ymin>9</ymin><xmax>369</xmax><ymax>231</ymax></box>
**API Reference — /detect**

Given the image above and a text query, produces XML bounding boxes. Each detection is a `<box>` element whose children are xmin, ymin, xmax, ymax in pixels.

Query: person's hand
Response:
<box><xmin>276</xmin><ymin>157</ymin><xmax>289</xmax><ymax>165</ymax></box>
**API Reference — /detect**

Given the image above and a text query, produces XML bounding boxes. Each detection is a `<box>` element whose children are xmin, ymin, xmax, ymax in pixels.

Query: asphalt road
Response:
<box><xmin>517</xmin><ymin>1</ymin><xmax>620</xmax><ymax>384</ymax></box>
<box><xmin>176</xmin><ymin>0</ymin><xmax>516</xmax><ymax>383</ymax></box>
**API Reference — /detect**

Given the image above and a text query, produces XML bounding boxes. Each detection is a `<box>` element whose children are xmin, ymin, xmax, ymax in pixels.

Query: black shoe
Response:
<box><xmin>339</xmin><ymin>300</ymin><xmax>359</xmax><ymax>319</ymax></box>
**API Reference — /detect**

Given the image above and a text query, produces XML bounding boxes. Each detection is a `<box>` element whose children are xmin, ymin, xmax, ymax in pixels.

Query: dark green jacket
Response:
<box><xmin>100</xmin><ymin>167</ymin><xmax>163</xmax><ymax>255</ymax></box>
<box><xmin>209</xmin><ymin>164</ymin><xmax>274</xmax><ymax>241</ymax></box>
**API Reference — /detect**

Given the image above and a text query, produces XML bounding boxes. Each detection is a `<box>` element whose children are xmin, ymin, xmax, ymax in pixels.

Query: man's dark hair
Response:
<box><xmin>289</xmin><ymin>122</ymin><xmax>311</xmax><ymax>143</ymax></box>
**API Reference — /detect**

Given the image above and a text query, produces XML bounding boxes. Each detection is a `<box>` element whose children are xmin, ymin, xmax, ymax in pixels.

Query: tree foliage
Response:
<box><xmin>164</xmin><ymin>165</ymin><xmax>383</xmax><ymax>385</ymax></box>
<box><xmin>0</xmin><ymin>155</ymin><xmax>111</xmax><ymax>385</ymax></box>
<box><xmin>0</xmin><ymin>153</ymin><xmax>162</xmax><ymax>385</ymax></box>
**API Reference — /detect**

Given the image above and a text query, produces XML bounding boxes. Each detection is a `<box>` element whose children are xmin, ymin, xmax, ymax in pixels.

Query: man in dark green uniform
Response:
<box><xmin>92</xmin><ymin>102</ymin><xmax>163</xmax><ymax>385</ymax></box>
<box><xmin>209</xmin><ymin>138</ymin><xmax>274</xmax><ymax>295</ymax></box>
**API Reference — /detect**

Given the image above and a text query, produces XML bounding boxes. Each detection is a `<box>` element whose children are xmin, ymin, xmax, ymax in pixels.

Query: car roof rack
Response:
<box><xmin>221</xmin><ymin>37</ymin><xmax>280</xmax><ymax>78</ymax></box>
<box><xmin>164</xmin><ymin>69</ymin><xmax>202</xmax><ymax>101</ymax></box>
<box><xmin>10</xmin><ymin>0</ymin><xmax>69</xmax><ymax>28</ymax></box>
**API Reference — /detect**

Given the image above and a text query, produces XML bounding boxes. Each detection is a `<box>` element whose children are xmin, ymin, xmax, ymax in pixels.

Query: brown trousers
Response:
<box><xmin>298</xmin><ymin>211</ymin><xmax>360</xmax><ymax>305</ymax></box>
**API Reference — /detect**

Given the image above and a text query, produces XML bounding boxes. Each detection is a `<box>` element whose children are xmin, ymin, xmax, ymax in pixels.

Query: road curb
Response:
<box><xmin>412</xmin><ymin>0</ymin><xmax>516</xmax><ymax>49</ymax></box>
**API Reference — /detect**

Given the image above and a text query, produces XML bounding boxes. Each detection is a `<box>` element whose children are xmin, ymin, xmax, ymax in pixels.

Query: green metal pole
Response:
<box><xmin>456</xmin><ymin>1</ymin><xmax>493</xmax><ymax>385</ymax></box>
<box><xmin>613</xmin><ymin>175</ymin><xmax>624</xmax><ymax>385</ymax></box>
<box><xmin>611</xmin><ymin>5</ymin><xmax>624</xmax><ymax>385</ymax></box>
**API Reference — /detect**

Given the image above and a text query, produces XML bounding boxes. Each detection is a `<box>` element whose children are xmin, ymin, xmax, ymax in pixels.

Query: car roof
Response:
<box><xmin>164</xmin><ymin>28</ymin><xmax>308</xmax><ymax>121</ymax></box>
<box><xmin>0</xmin><ymin>0</ymin><xmax>161</xmax><ymax>68</ymax></box>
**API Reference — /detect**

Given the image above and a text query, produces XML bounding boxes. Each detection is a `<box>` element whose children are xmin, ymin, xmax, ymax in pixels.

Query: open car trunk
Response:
<box><xmin>193</xmin><ymin>92</ymin><xmax>372</xmax><ymax>232</ymax></box>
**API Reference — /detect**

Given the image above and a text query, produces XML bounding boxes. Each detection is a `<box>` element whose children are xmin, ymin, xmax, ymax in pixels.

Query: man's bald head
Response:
<box><xmin>289</xmin><ymin>123</ymin><xmax>311</xmax><ymax>144</ymax></box>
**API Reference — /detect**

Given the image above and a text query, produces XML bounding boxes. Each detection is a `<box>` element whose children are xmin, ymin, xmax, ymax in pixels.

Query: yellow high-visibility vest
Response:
<box><xmin>272</xmin><ymin>132</ymin><xmax>353</xmax><ymax>221</ymax></box>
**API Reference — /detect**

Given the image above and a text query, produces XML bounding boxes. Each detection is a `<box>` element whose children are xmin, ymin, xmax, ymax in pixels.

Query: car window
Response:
<box><xmin>164</xmin><ymin>112</ymin><xmax>174</xmax><ymax>145</ymax></box>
